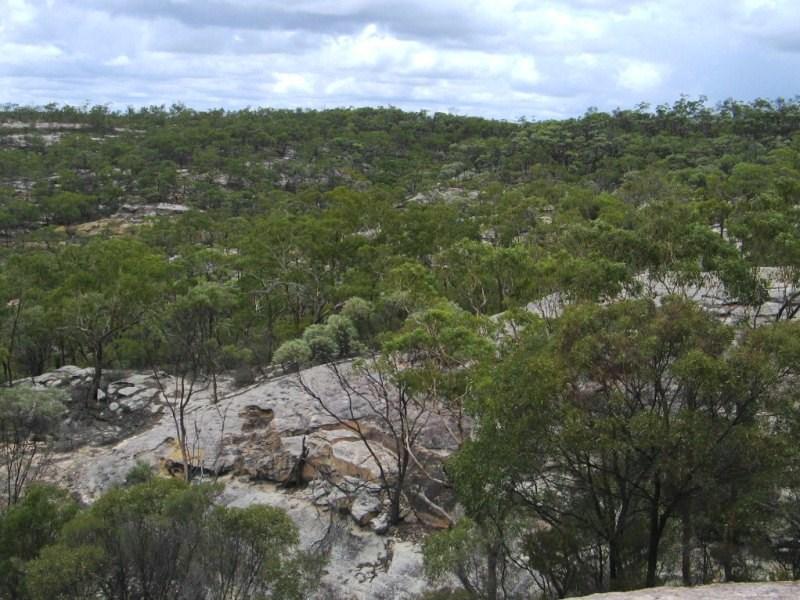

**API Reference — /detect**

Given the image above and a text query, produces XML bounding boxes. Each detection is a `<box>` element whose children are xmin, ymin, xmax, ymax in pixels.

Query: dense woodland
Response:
<box><xmin>2</xmin><ymin>98</ymin><xmax>800</xmax><ymax>598</ymax></box>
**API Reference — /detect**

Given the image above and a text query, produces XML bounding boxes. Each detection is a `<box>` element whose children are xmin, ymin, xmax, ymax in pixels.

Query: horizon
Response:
<box><xmin>2</xmin><ymin>0</ymin><xmax>799</xmax><ymax>121</ymax></box>
<box><xmin>3</xmin><ymin>95</ymin><xmax>799</xmax><ymax>125</ymax></box>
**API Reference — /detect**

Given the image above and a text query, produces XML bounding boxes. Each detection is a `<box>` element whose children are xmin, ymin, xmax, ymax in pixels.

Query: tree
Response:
<box><xmin>146</xmin><ymin>281</ymin><xmax>237</xmax><ymax>481</ymax></box>
<box><xmin>0</xmin><ymin>484</ymin><xmax>78</xmax><ymax>599</ymax></box>
<box><xmin>203</xmin><ymin>504</ymin><xmax>317</xmax><ymax>600</ymax></box>
<box><xmin>448</xmin><ymin>298</ymin><xmax>797</xmax><ymax>596</ymax></box>
<box><xmin>26</xmin><ymin>478</ymin><xmax>319</xmax><ymax>600</ymax></box>
<box><xmin>424</xmin><ymin>517</ymin><xmax>508</xmax><ymax>600</ymax></box>
<box><xmin>56</xmin><ymin>238</ymin><xmax>168</xmax><ymax>403</ymax></box>
<box><xmin>297</xmin><ymin>302</ymin><xmax>490</xmax><ymax>526</ymax></box>
<box><xmin>0</xmin><ymin>387</ymin><xmax>66</xmax><ymax>508</ymax></box>
<box><xmin>273</xmin><ymin>339</ymin><xmax>312</xmax><ymax>373</ymax></box>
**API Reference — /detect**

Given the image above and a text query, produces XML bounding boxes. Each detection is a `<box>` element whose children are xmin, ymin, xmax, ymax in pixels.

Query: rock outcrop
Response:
<box><xmin>34</xmin><ymin>363</ymin><xmax>455</xmax><ymax>599</ymax></box>
<box><xmin>526</xmin><ymin>268</ymin><xmax>800</xmax><ymax>326</ymax></box>
<box><xmin>580</xmin><ymin>581</ymin><xmax>800</xmax><ymax>599</ymax></box>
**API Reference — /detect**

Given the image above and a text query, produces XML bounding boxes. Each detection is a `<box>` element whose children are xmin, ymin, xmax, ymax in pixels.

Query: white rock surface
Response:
<box><xmin>580</xmin><ymin>582</ymin><xmax>800</xmax><ymax>599</ymax></box>
<box><xmin>44</xmin><ymin>363</ymin><xmax>456</xmax><ymax>599</ymax></box>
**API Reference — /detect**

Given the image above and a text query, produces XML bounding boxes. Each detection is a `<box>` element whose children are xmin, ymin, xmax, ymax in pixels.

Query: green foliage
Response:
<box><xmin>424</xmin><ymin>518</ymin><xmax>485</xmax><ymax>583</ymax></box>
<box><xmin>324</xmin><ymin>314</ymin><xmax>361</xmax><ymax>357</ymax></box>
<box><xmin>0</xmin><ymin>386</ymin><xmax>67</xmax><ymax>507</ymax></box>
<box><xmin>123</xmin><ymin>460</ymin><xmax>154</xmax><ymax>486</ymax></box>
<box><xmin>301</xmin><ymin>324</ymin><xmax>339</xmax><ymax>362</ymax></box>
<box><xmin>26</xmin><ymin>544</ymin><xmax>104</xmax><ymax>600</ymax></box>
<box><xmin>448</xmin><ymin>298</ymin><xmax>800</xmax><ymax>596</ymax></box>
<box><xmin>203</xmin><ymin>504</ymin><xmax>317</xmax><ymax>600</ymax></box>
<box><xmin>273</xmin><ymin>339</ymin><xmax>313</xmax><ymax>372</ymax></box>
<box><xmin>23</xmin><ymin>478</ymin><xmax>320</xmax><ymax>600</ymax></box>
<box><xmin>0</xmin><ymin>484</ymin><xmax>78</xmax><ymax>599</ymax></box>
<box><xmin>0</xmin><ymin>99</ymin><xmax>799</xmax><ymax>383</ymax></box>
<box><xmin>1</xmin><ymin>100</ymin><xmax>800</xmax><ymax>596</ymax></box>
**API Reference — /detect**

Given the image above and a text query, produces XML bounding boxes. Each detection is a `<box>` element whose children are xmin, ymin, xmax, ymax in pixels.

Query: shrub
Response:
<box><xmin>273</xmin><ymin>339</ymin><xmax>312</xmax><ymax>372</ymax></box>
<box><xmin>302</xmin><ymin>324</ymin><xmax>339</xmax><ymax>362</ymax></box>
<box><xmin>325</xmin><ymin>314</ymin><xmax>361</xmax><ymax>357</ymax></box>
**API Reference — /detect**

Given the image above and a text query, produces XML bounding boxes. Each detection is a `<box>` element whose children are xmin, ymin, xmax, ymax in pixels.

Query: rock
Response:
<box><xmin>114</xmin><ymin>373</ymin><xmax>155</xmax><ymax>387</ymax></box>
<box><xmin>370</xmin><ymin>512</ymin><xmax>391</xmax><ymax>534</ymax></box>
<box><xmin>368</xmin><ymin>542</ymin><xmax>426</xmax><ymax>599</ymax></box>
<box><xmin>43</xmin><ymin>363</ymin><xmax>466</xmax><ymax>599</ymax></box>
<box><xmin>119</xmin><ymin>393</ymin><xmax>152</xmax><ymax>412</ymax></box>
<box><xmin>59</xmin><ymin>365</ymin><xmax>90</xmax><ymax>378</ymax></box>
<box><xmin>579</xmin><ymin>582</ymin><xmax>800</xmax><ymax>599</ymax></box>
<box><xmin>351</xmin><ymin>488</ymin><xmax>383</xmax><ymax>525</ymax></box>
<box><xmin>31</xmin><ymin>365</ymin><xmax>93</xmax><ymax>388</ymax></box>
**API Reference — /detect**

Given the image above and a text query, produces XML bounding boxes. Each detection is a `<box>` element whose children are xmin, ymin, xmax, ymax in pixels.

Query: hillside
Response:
<box><xmin>2</xmin><ymin>99</ymin><xmax>800</xmax><ymax>599</ymax></box>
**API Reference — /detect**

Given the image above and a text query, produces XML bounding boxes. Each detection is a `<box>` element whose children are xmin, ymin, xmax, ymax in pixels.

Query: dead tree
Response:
<box><xmin>297</xmin><ymin>354</ymin><xmax>448</xmax><ymax>526</ymax></box>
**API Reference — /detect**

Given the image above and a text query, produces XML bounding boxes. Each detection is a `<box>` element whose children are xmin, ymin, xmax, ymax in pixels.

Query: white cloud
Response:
<box><xmin>1</xmin><ymin>0</ymin><xmax>37</xmax><ymax>28</ymax></box>
<box><xmin>0</xmin><ymin>42</ymin><xmax>62</xmax><ymax>64</ymax></box>
<box><xmin>0</xmin><ymin>0</ymin><xmax>796</xmax><ymax>118</ymax></box>
<box><xmin>104</xmin><ymin>54</ymin><xmax>131</xmax><ymax>67</ymax></box>
<box><xmin>271</xmin><ymin>72</ymin><xmax>314</xmax><ymax>95</ymax></box>
<box><xmin>617</xmin><ymin>60</ymin><xmax>665</xmax><ymax>92</ymax></box>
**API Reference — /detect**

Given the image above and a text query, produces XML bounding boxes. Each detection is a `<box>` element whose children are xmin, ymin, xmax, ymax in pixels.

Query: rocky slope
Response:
<box><xmin>32</xmin><ymin>362</ymin><xmax>458</xmax><ymax>600</ymax></box>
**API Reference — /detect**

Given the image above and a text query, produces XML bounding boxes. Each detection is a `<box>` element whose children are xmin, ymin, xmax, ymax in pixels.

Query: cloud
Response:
<box><xmin>0</xmin><ymin>0</ymin><xmax>797</xmax><ymax>118</ymax></box>
<box><xmin>617</xmin><ymin>60</ymin><xmax>665</xmax><ymax>92</ymax></box>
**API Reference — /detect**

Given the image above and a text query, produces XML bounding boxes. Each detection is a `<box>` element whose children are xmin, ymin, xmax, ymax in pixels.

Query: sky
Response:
<box><xmin>0</xmin><ymin>0</ymin><xmax>799</xmax><ymax>120</ymax></box>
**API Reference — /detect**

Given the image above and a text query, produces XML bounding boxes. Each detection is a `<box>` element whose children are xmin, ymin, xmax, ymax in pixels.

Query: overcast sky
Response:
<box><xmin>1</xmin><ymin>0</ymin><xmax>799</xmax><ymax>119</ymax></box>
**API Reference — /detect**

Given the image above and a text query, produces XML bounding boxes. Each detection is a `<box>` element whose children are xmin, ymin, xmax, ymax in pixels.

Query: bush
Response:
<box><xmin>25</xmin><ymin>478</ymin><xmax>322</xmax><ymax>600</ymax></box>
<box><xmin>273</xmin><ymin>339</ymin><xmax>313</xmax><ymax>372</ymax></box>
<box><xmin>0</xmin><ymin>386</ymin><xmax>67</xmax><ymax>506</ymax></box>
<box><xmin>341</xmin><ymin>296</ymin><xmax>374</xmax><ymax>324</ymax></box>
<box><xmin>124</xmin><ymin>460</ymin><xmax>154</xmax><ymax>486</ymax></box>
<box><xmin>232</xmin><ymin>365</ymin><xmax>256</xmax><ymax>388</ymax></box>
<box><xmin>0</xmin><ymin>484</ymin><xmax>79</xmax><ymax>599</ymax></box>
<box><xmin>325</xmin><ymin>314</ymin><xmax>361</xmax><ymax>357</ymax></box>
<box><xmin>302</xmin><ymin>324</ymin><xmax>339</xmax><ymax>362</ymax></box>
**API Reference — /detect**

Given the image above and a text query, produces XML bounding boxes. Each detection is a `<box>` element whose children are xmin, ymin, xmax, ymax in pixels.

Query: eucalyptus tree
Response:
<box><xmin>0</xmin><ymin>386</ymin><xmax>66</xmax><ymax>508</ymax></box>
<box><xmin>442</xmin><ymin>298</ymin><xmax>798</xmax><ymax>596</ymax></box>
<box><xmin>55</xmin><ymin>238</ymin><xmax>168</xmax><ymax>403</ymax></box>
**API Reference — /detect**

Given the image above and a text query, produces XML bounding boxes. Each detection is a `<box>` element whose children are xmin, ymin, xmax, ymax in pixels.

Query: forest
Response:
<box><xmin>1</xmin><ymin>97</ymin><xmax>800</xmax><ymax>599</ymax></box>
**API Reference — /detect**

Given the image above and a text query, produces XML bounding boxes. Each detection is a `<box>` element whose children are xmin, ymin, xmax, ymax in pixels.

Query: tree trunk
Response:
<box><xmin>389</xmin><ymin>483</ymin><xmax>402</xmax><ymax>525</ymax></box>
<box><xmin>4</xmin><ymin>297</ymin><xmax>22</xmax><ymax>386</ymax></box>
<box><xmin>495</xmin><ymin>275</ymin><xmax>505</xmax><ymax>311</ymax></box>
<box><xmin>211</xmin><ymin>370</ymin><xmax>219</xmax><ymax>404</ymax></box>
<box><xmin>723</xmin><ymin>485</ymin><xmax>739</xmax><ymax>582</ymax></box>
<box><xmin>609</xmin><ymin>539</ymin><xmax>621</xmax><ymax>591</ymax></box>
<box><xmin>486</xmin><ymin>543</ymin><xmax>499</xmax><ymax>600</ymax></box>
<box><xmin>89</xmin><ymin>343</ymin><xmax>103</xmax><ymax>404</ymax></box>
<box><xmin>646</xmin><ymin>477</ymin><xmax>662</xmax><ymax>587</ymax></box>
<box><xmin>682</xmin><ymin>500</ymin><xmax>693</xmax><ymax>586</ymax></box>
<box><xmin>723</xmin><ymin>552</ymin><xmax>733</xmax><ymax>582</ymax></box>
<box><xmin>179</xmin><ymin>401</ymin><xmax>190</xmax><ymax>482</ymax></box>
